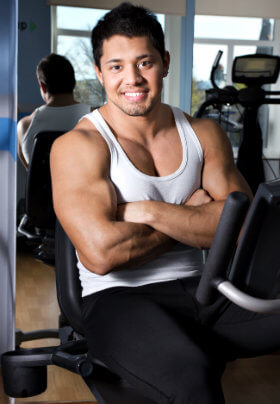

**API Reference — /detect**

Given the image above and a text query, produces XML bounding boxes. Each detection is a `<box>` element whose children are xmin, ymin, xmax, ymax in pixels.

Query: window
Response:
<box><xmin>194</xmin><ymin>16</ymin><xmax>274</xmax><ymax>41</ymax></box>
<box><xmin>52</xmin><ymin>6</ymin><xmax>165</xmax><ymax>108</ymax></box>
<box><xmin>192</xmin><ymin>15</ymin><xmax>279</xmax><ymax>157</ymax></box>
<box><xmin>52</xmin><ymin>6</ymin><xmax>107</xmax><ymax>108</ymax></box>
<box><xmin>192</xmin><ymin>16</ymin><xmax>275</xmax><ymax>114</ymax></box>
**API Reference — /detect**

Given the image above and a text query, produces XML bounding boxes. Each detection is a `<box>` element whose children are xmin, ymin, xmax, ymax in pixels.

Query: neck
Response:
<box><xmin>100</xmin><ymin>102</ymin><xmax>172</xmax><ymax>141</ymax></box>
<box><xmin>45</xmin><ymin>93</ymin><xmax>78</xmax><ymax>107</ymax></box>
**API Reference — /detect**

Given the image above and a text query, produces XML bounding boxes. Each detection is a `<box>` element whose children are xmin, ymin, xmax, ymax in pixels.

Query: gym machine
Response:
<box><xmin>196</xmin><ymin>51</ymin><xmax>280</xmax><ymax>193</ymax></box>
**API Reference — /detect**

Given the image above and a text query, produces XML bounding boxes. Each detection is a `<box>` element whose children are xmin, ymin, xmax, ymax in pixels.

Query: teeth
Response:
<box><xmin>125</xmin><ymin>92</ymin><xmax>144</xmax><ymax>96</ymax></box>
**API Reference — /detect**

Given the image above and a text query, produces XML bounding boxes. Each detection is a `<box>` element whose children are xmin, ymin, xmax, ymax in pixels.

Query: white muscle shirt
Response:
<box><xmin>22</xmin><ymin>103</ymin><xmax>91</xmax><ymax>165</ymax></box>
<box><xmin>78</xmin><ymin>106</ymin><xmax>204</xmax><ymax>297</ymax></box>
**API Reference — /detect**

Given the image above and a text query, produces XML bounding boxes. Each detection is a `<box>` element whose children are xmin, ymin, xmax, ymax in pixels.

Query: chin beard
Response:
<box><xmin>118</xmin><ymin>103</ymin><xmax>154</xmax><ymax>117</ymax></box>
<box><xmin>109</xmin><ymin>96</ymin><xmax>157</xmax><ymax>117</ymax></box>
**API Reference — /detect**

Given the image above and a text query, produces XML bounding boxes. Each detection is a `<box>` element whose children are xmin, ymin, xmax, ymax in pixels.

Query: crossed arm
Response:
<box><xmin>50</xmin><ymin>118</ymin><xmax>252</xmax><ymax>275</ymax></box>
<box><xmin>118</xmin><ymin>119</ymin><xmax>252</xmax><ymax>249</ymax></box>
<box><xmin>50</xmin><ymin>120</ymin><xmax>176</xmax><ymax>275</ymax></box>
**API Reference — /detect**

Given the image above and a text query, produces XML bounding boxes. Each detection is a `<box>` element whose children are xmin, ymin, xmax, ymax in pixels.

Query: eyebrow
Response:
<box><xmin>104</xmin><ymin>54</ymin><xmax>154</xmax><ymax>65</ymax></box>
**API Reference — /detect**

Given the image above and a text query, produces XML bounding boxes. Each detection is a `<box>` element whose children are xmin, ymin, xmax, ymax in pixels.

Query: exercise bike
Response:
<box><xmin>196</xmin><ymin>51</ymin><xmax>280</xmax><ymax>194</ymax></box>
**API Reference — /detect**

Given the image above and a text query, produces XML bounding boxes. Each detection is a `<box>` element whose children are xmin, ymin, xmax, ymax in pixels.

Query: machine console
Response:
<box><xmin>232</xmin><ymin>54</ymin><xmax>280</xmax><ymax>86</ymax></box>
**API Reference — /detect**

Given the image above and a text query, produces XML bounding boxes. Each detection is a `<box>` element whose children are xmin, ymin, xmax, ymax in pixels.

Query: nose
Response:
<box><xmin>123</xmin><ymin>64</ymin><xmax>143</xmax><ymax>85</ymax></box>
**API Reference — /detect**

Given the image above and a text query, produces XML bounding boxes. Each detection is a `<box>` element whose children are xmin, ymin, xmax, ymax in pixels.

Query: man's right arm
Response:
<box><xmin>17</xmin><ymin>114</ymin><xmax>33</xmax><ymax>170</ymax></box>
<box><xmin>50</xmin><ymin>120</ymin><xmax>174</xmax><ymax>276</ymax></box>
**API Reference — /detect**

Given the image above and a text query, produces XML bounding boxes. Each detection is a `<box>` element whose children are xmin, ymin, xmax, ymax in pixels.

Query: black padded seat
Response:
<box><xmin>18</xmin><ymin>130</ymin><xmax>64</xmax><ymax>233</ymax></box>
<box><xmin>16</xmin><ymin>131</ymin><xmax>65</xmax><ymax>346</ymax></box>
<box><xmin>18</xmin><ymin>131</ymin><xmax>64</xmax><ymax>264</ymax></box>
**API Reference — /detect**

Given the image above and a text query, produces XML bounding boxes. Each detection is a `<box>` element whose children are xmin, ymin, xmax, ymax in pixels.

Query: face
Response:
<box><xmin>95</xmin><ymin>35</ymin><xmax>169</xmax><ymax>117</ymax></box>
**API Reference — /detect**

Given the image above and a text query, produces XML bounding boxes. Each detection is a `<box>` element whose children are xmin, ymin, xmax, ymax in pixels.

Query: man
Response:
<box><xmin>17</xmin><ymin>53</ymin><xmax>91</xmax><ymax>169</ymax></box>
<box><xmin>50</xmin><ymin>3</ymin><xmax>280</xmax><ymax>403</ymax></box>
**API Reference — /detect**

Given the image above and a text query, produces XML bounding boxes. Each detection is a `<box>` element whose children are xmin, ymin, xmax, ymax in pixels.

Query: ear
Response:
<box><xmin>94</xmin><ymin>63</ymin><xmax>103</xmax><ymax>86</ymax></box>
<box><xmin>39</xmin><ymin>81</ymin><xmax>47</xmax><ymax>93</ymax></box>
<box><xmin>163</xmin><ymin>51</ymin><xmax>170</xmax><ymax>77</ymax></box>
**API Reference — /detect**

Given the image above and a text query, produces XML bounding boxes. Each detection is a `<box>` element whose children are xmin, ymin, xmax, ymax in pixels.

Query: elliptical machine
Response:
<box><xmin>196</xmin><ymin>51</ymin><xmax>280</xmax><ymax>194</ymax></box>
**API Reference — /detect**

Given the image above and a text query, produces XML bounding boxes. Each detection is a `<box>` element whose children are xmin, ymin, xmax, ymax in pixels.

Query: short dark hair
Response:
<box><xmin>36</xmin><ymin>53</ymin><xmax>76</xmax><ymax>95</ymax></box>
<box><xmin>91</xmin><ymin>2</ymin><xmax>165</xmax><ymax>70</ymax></box>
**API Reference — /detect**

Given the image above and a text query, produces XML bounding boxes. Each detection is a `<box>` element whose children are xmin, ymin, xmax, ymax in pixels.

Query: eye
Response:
<box><xmin>111</xmin><ymin>65</ymin><xmax>122</xmax><ymax>72</ymax></box>
<box><xmin>138</xmin><ymin>60</ymin><xmax>152</xmax><ymax>69</ymax></box>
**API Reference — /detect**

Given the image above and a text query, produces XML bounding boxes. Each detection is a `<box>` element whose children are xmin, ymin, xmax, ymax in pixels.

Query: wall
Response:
<box><xmin>17</xmin><ymin>0</ymin><xmax>51</xmax><ymax>204</ymax></box>
<box><xmin>196</xmin><ymin>0</ymin><xmax>280</xmax><ymax>19</ymax></box>
<box><xmin>18</xmin><ymin>0</ymin><xmax>51</xmax><ymax>113</ymax></box>
<box><xmin>47</xmin><ymin>0</ymin><xmax>186</xmax><ymax>16</ymax></box>
<box><xmin>0</xmin><ymin>0</ymin><xmax>17</xmax><ymax>356</ymax></box>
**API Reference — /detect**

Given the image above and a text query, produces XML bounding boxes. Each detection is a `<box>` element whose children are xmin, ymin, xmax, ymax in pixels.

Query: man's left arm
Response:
<box><xmin>120</xmin><ymin>119</ymin><xmax>252</xmax><ymax>249</ymax></box>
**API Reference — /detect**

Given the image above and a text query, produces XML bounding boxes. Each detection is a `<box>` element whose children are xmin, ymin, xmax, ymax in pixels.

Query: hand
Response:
<box><xmin>117</xmin><ymin>201</ymin><xmax>148</xmax><ymax>223</ymax></box>
<box><xmin>185</xmin><ymin>189</ymin><xmax>213</xmax><ymax>207</ymax></box>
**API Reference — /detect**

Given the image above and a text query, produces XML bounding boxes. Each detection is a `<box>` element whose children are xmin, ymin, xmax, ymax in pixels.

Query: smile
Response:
<box><xmin>123</xmin><ymin>91</ymin><xmax>148</xmax><ymax>101</ymax></box>
<box><xmin>124</xmin><ymin>92</ymin><xmax>145</xmax><ymax>96</ymax></box>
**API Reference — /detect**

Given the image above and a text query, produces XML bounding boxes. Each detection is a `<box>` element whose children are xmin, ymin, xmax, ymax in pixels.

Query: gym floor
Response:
<box><xmin>1</xmin><ymin>249</ymin><xmax>95</xmax><ymax>404</ymax></box>
<box><xmin>0</xmin><ymin>249</ymin><xmax>279</xmax><ymax>404</ymax></box>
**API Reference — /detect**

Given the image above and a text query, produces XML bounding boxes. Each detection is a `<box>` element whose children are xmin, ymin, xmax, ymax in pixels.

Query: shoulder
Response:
<box><xmin>17</xmin><ymin>113</ymin><xmax>34</xmax><ymax>130</ymax></box>
<box><xmin>185</xmin><ymin>115</ymin><xmax>233</xmax><ymax>159</ymax></box>
<box><xmin>17</xmin><ymin>112</ymin><xmax>36</xmax><ymax>140</ymax></box>
<box><xmin>50</xmin><ymin>116</ymin><xmax>111</xmax><ymax>173</ymax></box>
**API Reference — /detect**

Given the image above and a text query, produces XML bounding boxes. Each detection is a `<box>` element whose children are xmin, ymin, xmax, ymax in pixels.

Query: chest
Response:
<box><xmin>117</xmin><ymin>127</ymin><xmax>183</xmax><ymax>177</ymax></box>
<box><xmin>110</xmin><ymin>129</ymin><xmax>203</xmax><ymax>205</ymax></box>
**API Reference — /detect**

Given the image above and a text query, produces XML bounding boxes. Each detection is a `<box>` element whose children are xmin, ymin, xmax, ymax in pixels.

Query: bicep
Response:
<box><xmin>50</xmin><ymin>132</ymin><xmax>117</xmax><ymax>253</ymax></box>
<box><xmin>201</xmin><ymin>120</ymin><xmax>252</xmax><ymax>201</ymax></box>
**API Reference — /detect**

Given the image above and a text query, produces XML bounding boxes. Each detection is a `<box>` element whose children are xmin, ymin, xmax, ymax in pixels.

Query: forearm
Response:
<box><xmin>122</xmin><ymin>200</ymin><xmax>225</xmax><ymax>250</ymax></box>
<box><xmin>109</xmin><ymin>220</ymin><xmax>175</xmax><ymax>269</ymax></box>
<box><xmin>54</xmin><ymin>184</ymin><xmax>175</xmax><ymax>276</ymax></box>
<box><xmin>77</xmin><ymin>219</ymin><xmax>175</xmax><ymax>275</ymax></box>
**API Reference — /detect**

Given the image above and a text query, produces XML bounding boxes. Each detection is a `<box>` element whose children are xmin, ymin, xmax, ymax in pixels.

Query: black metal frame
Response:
<box><xmin>196</xmin><ymin>52</ymin><xmax>280</xmax><ymax>194</ymax></box>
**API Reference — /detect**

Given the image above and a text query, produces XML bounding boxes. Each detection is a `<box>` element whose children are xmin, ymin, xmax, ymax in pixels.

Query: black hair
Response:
<box><xmin>91</xmin><ymin>2</ymin><xmax>165</xmax><ymax>70</ymax></box>
<box><xmin>36</xmin><ymin>53</ymin><xmax>76</xmax><ymax>95</ymax></box>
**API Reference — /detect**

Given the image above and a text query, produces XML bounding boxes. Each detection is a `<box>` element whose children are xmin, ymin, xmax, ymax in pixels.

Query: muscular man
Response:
<box><xmin>50</xmin><ymin>3</ymin><xmax>280</xmax><ymax>403</ymax></box>
<box><xmin>17</xmin><ymin>53</ymin><xmax>91</xmax><ymax>169</ymax></box>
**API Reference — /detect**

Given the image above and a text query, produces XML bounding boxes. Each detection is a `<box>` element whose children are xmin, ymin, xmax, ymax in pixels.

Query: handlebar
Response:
<box><xmin>210</xmin><ymin>50</ymin><xmax>223</xmax><ymax>90</ymax></box>
<box><xmin>196</xmin><ymin>87</ymin><xmax>280</xmax><ymax>118</ymax></box>
<box><xmin>196</xmin><ymin>50</ymin><xmax>280</xmax><ymax>118</ymax></box>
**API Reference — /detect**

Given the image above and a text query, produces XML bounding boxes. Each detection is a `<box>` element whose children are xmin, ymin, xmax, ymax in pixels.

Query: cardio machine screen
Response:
<box><xmin>232</xmin><ymin>54</ymin><xmax>280</xmax><ymax>86</ymax></box>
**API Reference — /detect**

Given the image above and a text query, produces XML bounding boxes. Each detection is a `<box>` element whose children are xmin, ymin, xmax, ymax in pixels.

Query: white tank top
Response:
<box><xmin>78</xmin><ymin>106</ymin><xmax>204</xmax><ymax>297</ymax></box>
<box><xmin>22</xmin><ymin>103</ymin><xmax>91</xmax><ymax>164</ymax></box>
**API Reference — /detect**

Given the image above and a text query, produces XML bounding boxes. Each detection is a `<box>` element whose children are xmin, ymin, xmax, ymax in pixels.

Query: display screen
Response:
<box><xmin>233</xmin><ymin>55</ymin><xmax>280</xmax><ymax>84</ymax></box>
<box><xmin>235</xmin><ymin>57</ymin><xmax>277</xmax><ymax>76</ymax></box>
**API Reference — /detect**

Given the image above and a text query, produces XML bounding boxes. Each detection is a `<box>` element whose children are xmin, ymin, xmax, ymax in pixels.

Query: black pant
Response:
<box><xmin>82</xmin><ymin>277</ymin><xmax>280</xmax><ymax>404</ymax></box>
